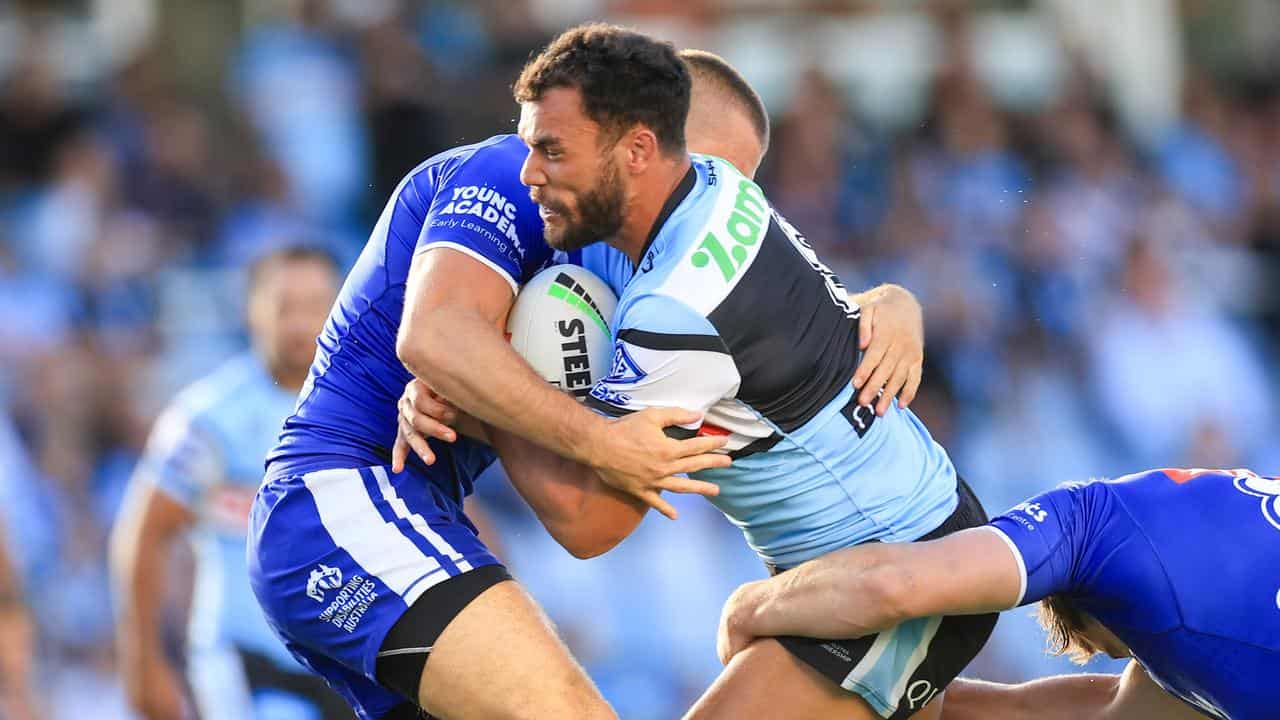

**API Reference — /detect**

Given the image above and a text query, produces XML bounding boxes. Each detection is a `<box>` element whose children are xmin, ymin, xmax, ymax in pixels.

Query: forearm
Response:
<box><xmin>735</xmin><ymin>531</ymin><xmax>1020</xmax><ymax>640</ymax></box>
<box><xmin>399</xmin><ymin>305</ymin><xmax>608</xmax><ymax>465</ymax></box>
<box><xmin>489</xmin><ymin>427</ymin><xmax>646</xmax><ymax>558</ymax></box>
<box><xmin>109</xmin><ymin>528</ymin><xmax>175</xmax><ymax>674</ymax></box>
<box><xmin>738</xmin><ymin>544</ymin><xmax>908</xmax><ymax>640</ymax></box>
<box><xmin>942</xmin><ymin>676</ymin><xmax>1119</xmax><ymax>720</ymax></box>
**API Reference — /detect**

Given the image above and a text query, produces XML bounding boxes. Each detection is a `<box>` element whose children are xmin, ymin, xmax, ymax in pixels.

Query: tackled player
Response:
<box><xmin>248</xmin><ymin>31</ymin><xmax>925</xmax><ymax>720</ymax></box>
<box><xmin>400</xmin><ymin>24</ymin><xmax>992</xmax><ymax>720</ymax></box>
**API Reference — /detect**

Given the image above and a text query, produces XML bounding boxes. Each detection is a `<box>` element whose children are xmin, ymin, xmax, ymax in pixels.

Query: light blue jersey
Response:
<box><xmin>581</xmin><ymin>156</ymin><xmax>958</xmax><ymax>569</ymax></box>
<box><xmin>139</xmin><ymin>353</ymin><xmax>302</xmax><ymax>668</ymax></box>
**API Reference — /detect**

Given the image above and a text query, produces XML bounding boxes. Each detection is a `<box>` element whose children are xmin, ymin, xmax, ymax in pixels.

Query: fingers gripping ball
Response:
<box><xmin>507</xmin><ymin>265</ymin><xmax>618</xmax><ymax>399</ymax></box>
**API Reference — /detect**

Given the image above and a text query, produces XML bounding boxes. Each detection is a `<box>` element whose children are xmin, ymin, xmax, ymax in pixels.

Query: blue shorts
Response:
<box><xmin>248</xmin><ymin>465</ymin><xmax>502</xmax><ymax>720</ymax></box>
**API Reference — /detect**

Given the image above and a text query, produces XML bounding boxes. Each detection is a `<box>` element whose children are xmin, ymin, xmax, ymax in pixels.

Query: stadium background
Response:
<box><xmin>1</xmin><ymin>0</ymin><xmax>1278</xmax><ymax>717</ymax></box>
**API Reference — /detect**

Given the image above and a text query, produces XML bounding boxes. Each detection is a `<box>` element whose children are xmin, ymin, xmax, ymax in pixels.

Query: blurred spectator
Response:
<box><xmin>1089</xmin><ymin>237</ymin><xmax>1275</xmax><ymax>468</ymax></box>
<box><xmin>359</xmin><ymin>14</ymin><xmax>450</xmax><ymax>207</ymax></box>
<box><xmin>0</xmin><ymin>28</ymin><xmax>89</xmax><ymax>190</ymax></box>
<box><xmin>1018</xmin><ymin>84</ymin><xmax>1143</xmax><ymax>339</ymax></box>
<box><xmin>1156</xmin><ymin>67</ymin><xmax>1247</xmax><ymax>230</ymax></box>
<box><xmin>765</xmin><ymin>68</ymin><xmax>892</xmax><ymax>270</ymax></box>
<box><xmin>231</xmin><ymin>0</ymin><xmax>368</xmax><ymax>233</ymax></box>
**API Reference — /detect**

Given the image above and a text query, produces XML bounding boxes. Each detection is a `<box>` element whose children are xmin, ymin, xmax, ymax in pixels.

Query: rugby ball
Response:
<box><xmin>507</xmin><ymin>265</ymin><xmax>617</xmax><ymax>399</ymax></box>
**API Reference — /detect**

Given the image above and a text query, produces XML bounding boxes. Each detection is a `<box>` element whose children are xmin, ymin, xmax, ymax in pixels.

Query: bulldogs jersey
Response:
<box><xmin>989</xmin><ymin>468</ymin><xmax>1280</xmax><ymax>719</ymax></box>
<box><xmin>266</xmin><ymin>135</ymin><xmax>549</xmax><ymax>496</ymax></box>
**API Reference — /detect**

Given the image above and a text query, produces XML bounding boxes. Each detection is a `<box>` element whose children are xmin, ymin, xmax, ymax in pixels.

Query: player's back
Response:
<box><xmin>142</xmin><ymin>353</ymin><xmax>301</xmax><ymax>667</ymax></box>
<box><xmin>266</xmin><ymin>134</ymin><xmax>546</xmax><ymax>496</ymax></box>
<box><xmin>1089</xmin><ymin>469</ymin><xmax>1279</xmax><ymax>719</ymax></box>
<box><xmin>586</xmin><ymin>156</ymin><xmax>958</xmax><ymax>569</ymax></box>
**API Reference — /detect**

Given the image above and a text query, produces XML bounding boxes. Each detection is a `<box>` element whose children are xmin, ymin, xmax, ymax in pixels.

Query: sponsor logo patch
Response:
<box><xmin>547</xmin><ymin>272</ymin><xmax>609</xmax><ymax>335</ymax></box>
<box><xmin>690</xmin><ymin>179</ymin><xmax>767</xmax><ymax>282</ymax></box>
<box><xmin>604</xmin><ymin>343</ymin><xmax>646</xmax><ymax>385</ymax></box>
<box><xmin>589</xmin><ymin>383</ymin><xmax>632</xmax><ymax>408</ymax></box>
<box><xmin>317</xmin><ymin>574</ymin><xmax>380</xmax><ymax>633</ymax></box>
<box><xmin>306</xmin><ymin>564</ymin><xmax>343</xmax><ymax>603</ymax></box>
<box><xmin>1232</xmin><ymin>470</ymin><xmax>1280</xmax><ymax>532</ymax></box>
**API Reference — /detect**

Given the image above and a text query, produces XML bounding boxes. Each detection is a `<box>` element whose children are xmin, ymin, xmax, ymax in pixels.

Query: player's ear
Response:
<box><xmin>621</xmin><ymin>125</ymin><xmax>659</xmax><ymax>174</ymax></box>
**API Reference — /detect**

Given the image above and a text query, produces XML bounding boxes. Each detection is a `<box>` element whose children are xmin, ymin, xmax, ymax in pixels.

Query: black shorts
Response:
<box><xmin>775</xmin><ymin>478</ymin><xmax>997</xmax><ymax>719</ymax></box>
<box><xmin>375</xmin><ymin>563</ymin><xmax>513</xmax><ymax>715</ymax></box>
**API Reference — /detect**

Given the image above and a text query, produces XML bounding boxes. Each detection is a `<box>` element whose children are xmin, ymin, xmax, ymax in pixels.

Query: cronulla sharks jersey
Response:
<box><xmin>582</xmin><ymin>156</ymin><xmax>958</xmax><ymax>568</ymax></box>
<box><xmin>138</xmin><ymin>353</ymin><xmax>303</xmax><ymax>668</ymax></box>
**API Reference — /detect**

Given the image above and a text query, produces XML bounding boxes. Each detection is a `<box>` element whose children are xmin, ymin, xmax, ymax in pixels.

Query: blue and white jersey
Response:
<box><xmin>138</xmin><ymin>353</ymin><xmax>302</xmax><ymax>667</ymax></box>
<box><xmin>582</xmin><ymin>155</ymin><xmax>958</xmax><ymax>569</ymax></box>
<box><xmin>267</xmin><ymin>135</ymin><xmax>550</xmax><ymax>496</ymax></box>
<box><xmin>989</xmin><ymin>469</ymin><xmax>1280</xmax><ymax>720</ymax></box>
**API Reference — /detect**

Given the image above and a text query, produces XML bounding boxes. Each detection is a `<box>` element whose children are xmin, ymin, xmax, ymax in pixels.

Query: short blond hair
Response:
<box><xmin>678</xmin><ymin>49</ymin><xmax>769</xmax><ymax>154</ymax></box>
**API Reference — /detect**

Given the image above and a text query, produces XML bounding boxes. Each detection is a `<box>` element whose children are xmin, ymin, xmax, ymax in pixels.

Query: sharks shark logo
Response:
<box><xmin>307</xmin><ymin>564</ymin><xmax>344</xmax><ymax>603</ymax></box>
<box><xmin>1233</xmin><ymin>470</ymin><xmax>1280</xmax><ymax>532</ymax></box>
<box><xmin>604</xmin><ymin>343</ymin><xmax>647</xmax><ymax>385</ymax></box>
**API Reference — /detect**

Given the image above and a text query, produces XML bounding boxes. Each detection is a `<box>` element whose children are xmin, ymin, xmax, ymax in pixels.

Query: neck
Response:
<box><xmin>609</xmin><ymin>153</ymin><xmax>692</xmax><ymax>265</ymax></box>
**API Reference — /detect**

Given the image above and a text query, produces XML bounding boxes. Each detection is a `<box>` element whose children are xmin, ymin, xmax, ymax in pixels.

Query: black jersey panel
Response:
<box><xmin>705</xmin><ymin>217</ymin><xmax>860</xmax><ymax>433</ymax></box>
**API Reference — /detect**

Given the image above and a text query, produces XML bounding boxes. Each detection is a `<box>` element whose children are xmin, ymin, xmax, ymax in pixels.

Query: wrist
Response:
<box><xmin>568</xmin><ymin>409</ymin><xmax>612</xmax><ymax>468</ymax></box>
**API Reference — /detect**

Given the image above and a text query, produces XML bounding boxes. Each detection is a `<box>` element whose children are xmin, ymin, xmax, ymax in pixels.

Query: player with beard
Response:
<box><xmin>399</xmin><ymin>24</ymin><xmax>992</xmax><ymax>720</ymax></box>
<box><xmin>248</xmin><ymin>45</ymin><xmax>925</xmax><ymax>720</ymax></box>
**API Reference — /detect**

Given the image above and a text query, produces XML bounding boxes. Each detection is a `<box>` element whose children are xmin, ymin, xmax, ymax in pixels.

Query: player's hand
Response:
<box><xmin>852</xmin><ymin>284</ymin><xmax>924</xmax><ymax>416</ymax></box>
<box><xmin>392</xmin><ymin>379</ymin><xmax>461</xmax><ymax>472</ymax></box>
<box><xmin>717</xmin><ymin>580</ymin><xmax>767</xmax><ymax>665</ymax></box>
<box><xmin>122</xmin><ymin>658</ymin><xmax>188</xmax><ymax>720</ymax></box>
<box><xmin>588</xmin><ymin>407</ymin><xmax>729</xmax><ymax>520</ymax></box>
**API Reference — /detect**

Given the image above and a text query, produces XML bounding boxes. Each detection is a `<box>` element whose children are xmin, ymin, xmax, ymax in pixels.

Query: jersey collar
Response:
<box><xmin>634</xmin><ymin>164</ymin><xmax>697</xmax><ymax>270</ymax></box>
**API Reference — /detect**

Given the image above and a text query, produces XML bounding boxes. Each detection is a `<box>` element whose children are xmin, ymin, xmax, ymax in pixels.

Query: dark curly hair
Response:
<box><xmin>514</xmin><ymin>23</ymin><xmax>690</xmax><ymax>155</ymax></box>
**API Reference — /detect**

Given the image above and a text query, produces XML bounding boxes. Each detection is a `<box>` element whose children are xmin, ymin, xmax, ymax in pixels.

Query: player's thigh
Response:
<box><xmin>685</xmin><ymin>638</ymin><xmax>891</xmax><ymax>720</ymax></box>
<box><xmin>404</xmin><ymin>578</ymin><xmax>615</xmax><ymax>720</ymax></box>
<box><xmin>250</xmin><ymin>465</ymin><xmax>604</xmax><ymax>719</ymax></box>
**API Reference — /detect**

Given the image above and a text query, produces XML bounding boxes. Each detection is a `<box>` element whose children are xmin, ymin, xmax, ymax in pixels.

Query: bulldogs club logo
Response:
<box><xmin>307</xmin><ymin>564</ymin><xmax>344</xmax><ymax>603</ymax></box>
<box><xmin>1232</xmin><ymin>470</ymin><xmax>1280</xmax><ymax>532</ymax></box>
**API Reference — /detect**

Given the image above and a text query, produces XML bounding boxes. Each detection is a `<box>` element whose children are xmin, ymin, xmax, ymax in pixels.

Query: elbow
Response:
<box><xmin>557</xmin><ymin>526</ymin><xmax>629</xmax><ymax>560</ymax></box>
<box><xmin>396</xmin><ymin>310</ymin><xmax>448</xmax><ymax>378</ymax></box>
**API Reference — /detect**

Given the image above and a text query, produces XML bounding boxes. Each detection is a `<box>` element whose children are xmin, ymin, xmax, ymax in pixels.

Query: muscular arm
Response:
<box><xmin>720</xmin><ymin>528</ymin><xmax>1022</xmax><ymax>659</ymax></box>
<box><xmin>109</xmin><ymin>482</ymin><xmax>194</xmax><ymax>719</ymax></box>
<box><xmin>396</xmin><ymin>248</ymin><xmax>725</xmax><ymax>521</ymax></box>
<box><xmin>397</xmin><ymin>247</ymin><xmax>613</xmax><ymax>466</ymax></box>
<box><xmin>488</xmin><ymin>428</ymin><xmax>647</xmax><ymax>558</ymax></box>
<box><xmin>941</xmin><ymin>662</ymin><xmax>1205</xmax><ymax>720</ymax></box>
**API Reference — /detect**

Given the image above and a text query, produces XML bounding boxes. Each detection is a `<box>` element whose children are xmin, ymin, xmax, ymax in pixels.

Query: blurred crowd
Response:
<box><xmin>1</xmin><ymin>0</ymin><xmax>1278</xmax><ymax>718</ymax></box>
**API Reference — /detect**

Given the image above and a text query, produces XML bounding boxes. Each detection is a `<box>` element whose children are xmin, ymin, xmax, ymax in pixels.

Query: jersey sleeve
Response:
<box><xmin>135</xmin><ymin>405</ymin><xmax>224</xmax><ymax>511</ymax></box>
<box><xmin>986</xmin><ymin>481</ymin><xmax>1112</xmax><ymax>606</ymax></box>
<box><xmin>415</xmin><ymin>142</ymin><xmax>550</xmax><ymax>292</ymax></box>
<box><xmin>585</xmin><ymin>294</ymin><xmax>740</xmax><ymax>434</ymax></box>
